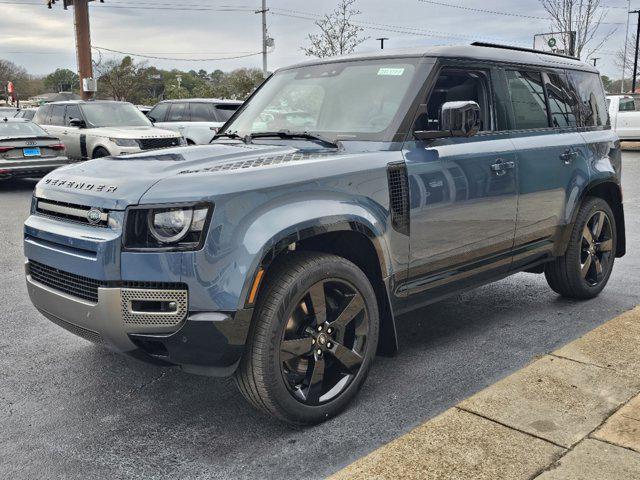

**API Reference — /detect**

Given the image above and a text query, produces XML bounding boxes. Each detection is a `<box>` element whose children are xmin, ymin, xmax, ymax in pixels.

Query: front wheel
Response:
<box><xmin>235</xmin><ymin>252</ymin><xmax>379</xmax><ymax>425</ymax></box>
<box><xmin>545</xmin><ymin>196</ymin><xmax>616</xmax><ymax>299</ymax></box>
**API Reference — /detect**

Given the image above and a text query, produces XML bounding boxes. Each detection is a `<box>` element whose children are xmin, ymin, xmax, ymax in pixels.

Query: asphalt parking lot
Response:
<box><xmin>2</xmin><ymin>151</ymin><xmax>639</xmax><ymax>480</ymax></box>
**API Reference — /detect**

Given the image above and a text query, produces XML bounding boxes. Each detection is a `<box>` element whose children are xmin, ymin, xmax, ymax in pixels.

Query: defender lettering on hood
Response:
<box><xmin>44</xmin><ymin>178</ymin><xmax>118</xmax><ymax>193</ymax></box>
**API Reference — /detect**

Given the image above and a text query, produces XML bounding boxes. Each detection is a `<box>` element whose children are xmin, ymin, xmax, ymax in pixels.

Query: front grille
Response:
<box><xmin>36</xmin><ymin>199</ymin><xmax>109</xmax><ymax>227</ymax></box>
<box><xmin>29</xmin><ymin>261</ymin><xmax>105</xmax><ymax>303</ymax></box>
<box><xmin>121</xmin><ymin>288</ymin><xmax>188</xmax><ymax>327</ymax></box>
<box><xmin>138</xmin><ymin>137</ymin><xmax>182</xmax><ymax>150</ymax></box>
<box><xmin>47</xmin><ymin>314</ymin><xmax>104</xmax><ymax>345</ymax></box>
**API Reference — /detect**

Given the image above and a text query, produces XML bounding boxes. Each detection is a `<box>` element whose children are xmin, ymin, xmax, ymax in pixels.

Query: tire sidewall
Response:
<box><xmin>261</xmin><ymin>255</ymin><xmax>379</xmax><ymax>425</ymax></box>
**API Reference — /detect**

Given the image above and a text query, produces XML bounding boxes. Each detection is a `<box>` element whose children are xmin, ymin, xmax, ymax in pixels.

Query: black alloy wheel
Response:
<box><xmin>580</xmin><ymin>210</ymin><xmax>614</xmax><ymax>287</ymax></box>
<box><xmin>279</xmin><ymin>278</ymin><xmax>369</xmax><ymax>406</ymax></box>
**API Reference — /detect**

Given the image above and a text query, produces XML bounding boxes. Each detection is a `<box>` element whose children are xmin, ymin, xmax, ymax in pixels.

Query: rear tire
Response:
<box><xmin>235</xmin><ymin>252</ymin><xmax>379</xmax><ymax>425</ymax></box>
<box><xmin>545</xmin><ymin>197</ymin><xmax>616</xmax><ymax>299</ymax></box>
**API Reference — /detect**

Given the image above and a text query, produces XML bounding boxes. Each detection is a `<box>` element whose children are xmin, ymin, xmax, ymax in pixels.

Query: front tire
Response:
<box><xmin>92</xmin><ymin>147</ymin><xmax>110</xmax><ymax>159</ymax></box>
<box><xmin>235</xmin><ymin>252</ymin><xmax>379</xmax><ymax>425</ymax></box>
<box><xmin>545</xmin><ymin>197</ymin><xmax>616</xmax><ymax>299</ymax></box>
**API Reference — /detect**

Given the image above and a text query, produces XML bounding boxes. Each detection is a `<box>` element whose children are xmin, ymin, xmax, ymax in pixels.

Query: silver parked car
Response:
<box><xmin>148</xmin><ymin>99</ymin><xmax>242</xmax><ymax>144</ymax></box>
<box><xmin>0</xmin><ymin>118</ymin><xmax>72</xmax><ymax>180</ymax></box>
<box><xmin>33</xmin><ymin>100</ymin><xmax>184</xmax><ymax>160</ymax></box>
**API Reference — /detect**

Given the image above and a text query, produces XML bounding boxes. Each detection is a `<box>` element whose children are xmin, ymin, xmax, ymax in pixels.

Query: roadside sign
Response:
<box><xmin>534</xmin><ymin>31</ymin><xmax>576</xmax><ymax>57</ymax></box>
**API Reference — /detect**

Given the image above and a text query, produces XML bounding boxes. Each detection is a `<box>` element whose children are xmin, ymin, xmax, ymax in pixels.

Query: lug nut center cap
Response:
<box><xmin>318</xmin><ymin>334</ymin><xmax>327</xmax><ymax>345</ymax></box>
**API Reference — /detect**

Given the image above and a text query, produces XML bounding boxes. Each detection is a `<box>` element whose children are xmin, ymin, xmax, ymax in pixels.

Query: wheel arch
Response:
<box><xmin>243</xmin><ymin>220</ymin><xmax>399</xmax><ymax>356</ymax></box>
<box><xmin>562</xmin><ymin>179</ymin><xmax>625</xmax><ymax>258</ymax></box>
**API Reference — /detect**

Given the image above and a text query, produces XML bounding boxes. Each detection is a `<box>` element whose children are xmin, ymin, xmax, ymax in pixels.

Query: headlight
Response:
<box><xmin>124</xmin><ymin>203</ymin><xmax>212</xmax><ymax>251</ymax></box>
<box><xmin>110</xmin><ymin>138</ymin><xmax>139</xmax><ymax>147</ymax></box>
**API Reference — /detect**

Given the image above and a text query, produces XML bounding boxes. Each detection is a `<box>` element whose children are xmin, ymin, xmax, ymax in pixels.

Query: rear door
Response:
<box><xmin>43</xmin><ymin>104</ymin><xmax>68</xmax><ymax>147</ymax></box>
<box><xmin>505</xmin><ymin>68</ymin><xmax>589</xmax><ymax>269</ymax></box>
<box><xmin>402</xmin><ymin>62</ymin><xmax>519</xmax><ymax>303</ymax></box>
<box><xmin>611</xmin><ymin>96</ymin><xmax>640</xmax><ymax>139</ymax></box>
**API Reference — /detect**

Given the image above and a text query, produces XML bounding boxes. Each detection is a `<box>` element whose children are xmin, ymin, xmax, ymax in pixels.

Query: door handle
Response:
<box><xmin>560</xmin><ymin>149</ymin><xmax>578</xmax><ymax>164</ymax></box>
<box><xmin>490</xmin><ymin>159</ymin><xmax>515</xmax><ymax>176</ymax></box>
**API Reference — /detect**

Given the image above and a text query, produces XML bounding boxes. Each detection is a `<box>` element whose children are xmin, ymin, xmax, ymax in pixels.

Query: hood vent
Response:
<box><xmin>178</xmin><ymin>152</ymin><xmax>332</xmax><ymax>175</ymax></box>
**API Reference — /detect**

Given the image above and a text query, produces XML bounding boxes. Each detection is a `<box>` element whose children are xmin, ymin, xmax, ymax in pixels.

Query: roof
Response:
<box><xmin>46</xmin><ymin>100</ymin><xmax>131</xmax><ymax>106</ymax></box>
<box><xmin>1</xmin><ymin>118</ymin><xmax>29</xmax><ymax>123</ymax></box>
<box><xmin>159</xmin><ymin>98</ymin><xmax>243</xmax><ymax>104</ymax></box>
<box><xmin>281</xmin><ymin>44</ymin><xmax>597</xmax><ymax>73</ymax></box>
<box><xmin>30</xmin><ymin>92</ymin><xmax>82</xmax><ymax>103</ymax></box>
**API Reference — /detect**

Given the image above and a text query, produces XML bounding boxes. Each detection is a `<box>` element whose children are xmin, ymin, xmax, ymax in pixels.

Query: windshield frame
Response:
<box><xmin>217</xmin><ymin>56</ymin><xmax>431</xmax><ymax>144</ymax></box>
<box><xmin>80</xmin><ymin>102</ymin><xmax>153</xmax><ymax>128</ymax></box>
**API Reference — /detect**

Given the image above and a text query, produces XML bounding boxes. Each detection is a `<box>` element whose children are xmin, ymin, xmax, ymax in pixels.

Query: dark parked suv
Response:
<box><xmin>24</xmin><ymin>43</ymin><xmax>624</xmax><ymax>425</ymax></box>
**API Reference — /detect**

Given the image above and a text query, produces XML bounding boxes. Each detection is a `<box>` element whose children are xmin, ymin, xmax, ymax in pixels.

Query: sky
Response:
<box><xmin>0</xmin><ymin>0</ymin><xmax>637</xmax><ymax>80</ymax></box>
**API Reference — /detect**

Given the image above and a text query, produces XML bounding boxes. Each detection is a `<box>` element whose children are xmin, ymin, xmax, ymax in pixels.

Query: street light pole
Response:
<box><xmin>622</xmin><ymin>0</ymin><xmax>632</xmax><ymax>93</ymax></box>
<box><xmin>255</xmin><ymin>0</ymin><xmax>269</xmax><ymax>76</ymax></box>
<box><xmin>632</xmin><ymin>10</ymin><xmax>640</xmax><ymax>93</ymax></box>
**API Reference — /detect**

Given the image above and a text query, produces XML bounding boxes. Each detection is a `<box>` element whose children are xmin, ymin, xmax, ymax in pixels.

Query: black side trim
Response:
<box><xmin>387</xmin><ymin>162</ymin><xmax>410</xmax><ymax>236</ymax></box>
<box><xmin>80</xmin><ymin>134</ymin><xmax>88</xmax><ymax>159</ymax></box>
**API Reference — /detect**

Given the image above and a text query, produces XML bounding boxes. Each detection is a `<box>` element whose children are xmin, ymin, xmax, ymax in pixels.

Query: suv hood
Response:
<box><xmin>34</xmin><ymin>143</ymin><xmax>345</xmax><ymax>210</ymax></box>
<box><xmin>88</xmin><ymin>126</ymin><xmax>180</xmax><ymax>139</ymax></box>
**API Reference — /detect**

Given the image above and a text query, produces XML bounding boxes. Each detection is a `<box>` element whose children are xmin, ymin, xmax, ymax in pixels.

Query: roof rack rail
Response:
<box><xmin>470</xmin><ymin>42</ymin><xmax>578</xmax><ymax>60</ymax></box>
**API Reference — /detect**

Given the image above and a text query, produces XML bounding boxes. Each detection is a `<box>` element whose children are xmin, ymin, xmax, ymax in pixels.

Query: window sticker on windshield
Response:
<box><xmin>377</xmin><ymin>67</ymin><xmax>405</xmax><ymax>76</ymax></box>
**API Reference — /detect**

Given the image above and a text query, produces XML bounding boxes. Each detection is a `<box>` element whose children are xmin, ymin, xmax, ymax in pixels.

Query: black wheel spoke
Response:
<box><xmin>329</xmin><ymin>294</ymin><xmax>364</xmax><ymax>331</ymax></box>
<box><xmin>581</xmin><ymin>254</ymin><xmax>593</xmax><ymax>279</ymax></box>
<box><xmin>280</xmin><ymin>338</ymin><xmax>314</xmax><ymax>361</ymax></box>
<box><xmin>592</xmin><ymin>211</ymin><xmax>605</xmax><ymax>238</ymax></box>
<box><xmin>582</xmin><ymin>224</ymin><xmax>594</xmax><ymax>245</ymax></box>
<box><xmin>597</xmin><ymin>239</ymin><xmax>613</xmax><ymax>252</ymax></box>
<box><xmin>304</xmin><ymin>357</ymin><xmax>325</xmax><ymax>403</ymax></box>
<box><xmin>329</xmin><ymin>341</ymin><xmax>363</xmax><ymax>373</ymax></box>
<box><xmin>594</xmin><ymin>256</ymin><xmax>604</xmax><ymax>277</ymax></box>
<box><xmin>308</xmin><ymin>282</ymin><xmax>327</xmax><ymax>325</ymax></box>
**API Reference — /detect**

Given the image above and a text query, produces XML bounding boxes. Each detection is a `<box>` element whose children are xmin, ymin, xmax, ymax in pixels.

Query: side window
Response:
<box><xmin>148</xmin><ymin>103</ymin><xmax>169</xmax><ymax>122</ymax></box>
<box><xmin>421</xmin><ymin>69</ymin><xmax>493</xmax><ymax>132</ymax></box>
<box><xmin>619</xmin><ymin>97</ymin><xmax>636</xmax><ymax>112</ymax></box>
<box><xmin>65</xmin><ymin>105</ymin><xmax>82</xmax><ymax>125</ymax></box>
<box><xmin>544</xmin><ymin>72</ymin><xmax>579</xmax><ymax>128</ymax></box>
<box><xmin>33</xmin><ymin>105</ymin><xmax>52</xmax><ymax>125</ymax></box>
<box><xmin>167</xmin><ymin>102</ymin><xmax>188</xmax><ymax>122</ymax></box>
<box><xmin>505</xmin><ymin>70</ymin><xmax>549</xmax><ymax>130</ymax></box>
<box><xmin>190</xmin><ymin>103</ymin><xmax>215</xmax><ymax>122</ymax></box>
<box><xmin>566</xmin><ymin>71</ymin><xmax>609</xmax><ymax>127</ymax></box>
<box><xmin>215</xmin><ymin>104</ymin><xmax>241</xmax><ymax>122</ymax></box>
<box><xmin>49</xmin><ymin>105</ymin><xmax>66</xmax><ymax>126</ymax></box>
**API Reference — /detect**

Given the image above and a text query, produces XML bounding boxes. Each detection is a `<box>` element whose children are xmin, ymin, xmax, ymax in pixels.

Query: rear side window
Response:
<box><xmin>506</xmin><ymin>70</ymin><xmax>549</xmax><ymax>129</ymax></box>
<box><xmin>619</xmin><ymin>97</ymin><xmax>636</xmax><ymax>112</ymax></box>
<box><xmin>215</xmin><ymin>104</ymin><xmax>241</xmax><ymax>122</ymax></box>
<box><xmin>566</xmin><ymin>71</ymin><xmax>609</xmax><ymax>127</ymax></box>
<box><xmin>190</xmin><ymin>103</ymin><xmax>215</xmax><ymax>122</ymax></box>
<box><xmin>148</xmin><ymin>103</ymin><xmax>169</xmax><ymax>122</ymax></box>
<box><xmin>545</xmin><ymin>72</ymin><xmax>579</xmax><ymax>128</ymax></box>
<box><xmin>167</xmin><ymin>103</ymin><xmax>188</xmax><ymax>122</ymax></box>
<box><xmin>49</xmin><ymin>105</ymin><xmax>66</xmax><ymax>126</ymax></box>
<box><xmin>33</xmin><ymin>105</ymin><xmax>52</xmax><ymax>125</ymax></box>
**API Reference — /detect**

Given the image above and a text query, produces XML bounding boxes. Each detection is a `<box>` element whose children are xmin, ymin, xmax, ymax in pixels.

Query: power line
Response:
<box><xmin>93</xmin><ymin>45</ymin><xmax>262</xmax><ymax>61</ymax></box>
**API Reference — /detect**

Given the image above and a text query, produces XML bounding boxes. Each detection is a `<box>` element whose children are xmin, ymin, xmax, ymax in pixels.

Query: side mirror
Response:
<box><xmin>440</xmin><ymin>101</ymin><xmax>481</xmax><ymax>137</ymax></box>
<box><xmin>69</xmin><ymin>118</ymin><xmax>86</xmax><ymax>128</ymax></box>
<box><xmin>148</xmin><ymin>116</ymin><xmax>156</xmax><ymax>123</ymax></box>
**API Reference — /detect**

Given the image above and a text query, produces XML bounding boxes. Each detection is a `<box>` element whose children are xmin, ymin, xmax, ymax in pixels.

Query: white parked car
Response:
<box><xmin>148</xmin><ymin>99</ymin><xmax>243</xmax><ymax>145</ymax></box>
<box><xmin>607</xmin><ymin>94</ymin><xmax>640</xmax><ymax>140</ymax></box>
<box><xmin>33</xmin><ymin>100</ymin><xmax>184</xmax><ymax>160</ymax></box>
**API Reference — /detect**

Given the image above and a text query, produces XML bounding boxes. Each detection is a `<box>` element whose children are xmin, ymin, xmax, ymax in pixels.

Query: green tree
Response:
<box><xmin>217</xmin><ymin>68</ymin><xmax>265</xmax><ymax>99</ymax></box>
<box><xmin>44</xmin><ymin>68</ymin><xmax>79</xmax><ymax>92</ymax></box>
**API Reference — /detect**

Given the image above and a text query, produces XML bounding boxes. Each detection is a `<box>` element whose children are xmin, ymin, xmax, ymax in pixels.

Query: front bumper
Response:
<box><xmin>26</xmin><ymin>268</ymin><xmax>252</xmax><ymax>376</ymax></box>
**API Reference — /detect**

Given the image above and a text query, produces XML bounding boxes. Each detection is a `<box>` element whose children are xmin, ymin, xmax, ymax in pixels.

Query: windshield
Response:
<box><xmin>222</xmin><ymin>59</ymin><xmax>420</xmax><ymax>141</ymax></box>
<box><xmin>80</xmin><ymin>103</ymin><xmax>152</xmax><ymax>128</ymax></box>
<box><xmin>0</xmin><ymin>121</ymin><xmax>48</xmax><ymax>137</ymax></box>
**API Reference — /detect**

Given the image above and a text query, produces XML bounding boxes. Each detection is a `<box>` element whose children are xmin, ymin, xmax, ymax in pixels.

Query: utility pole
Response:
<box><xmin>255</xmin><ymin>0</ymin><xmax>269</xmax><ymax>76</ymax></box>
<box><xmin>632</xmin><ymin>10</ymin><xmax>640</xmax><ymax>93</ymax></box>
<box><xmin>622</xmin><ymin>0</ymin><xmax>632</xmax><ymax>93</ymax></box>
<box><xmin>376</xmin><ymin>37</ymin><xmax>389</xmax><ymax>50</ymax></box>
<box><xmin>47</xmin><ymin>0</ymin><xmax>100</xmax><ymax>100</ymax></box>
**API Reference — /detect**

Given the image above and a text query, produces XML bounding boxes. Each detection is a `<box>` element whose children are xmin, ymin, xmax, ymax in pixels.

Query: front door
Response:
<box><xmin>401</xmin><ymin>65</ymin><xmax>519</xmax><ymax>307</ymax></box>
<box><xmin>62</xmin><ymin>104</ymin><xmax>84</xmax><ymax>159</ymax></box>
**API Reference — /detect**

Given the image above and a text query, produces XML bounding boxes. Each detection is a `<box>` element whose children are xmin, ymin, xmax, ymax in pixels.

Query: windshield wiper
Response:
<box><xmin>248</xmin><ymin>130</ymin><xmax>340</xmax><ymax>149</ymax></box>
<box><xmin>212</xmin><ymin>131</ymin><xmax>248</xmax><ymax>143</ymax></box>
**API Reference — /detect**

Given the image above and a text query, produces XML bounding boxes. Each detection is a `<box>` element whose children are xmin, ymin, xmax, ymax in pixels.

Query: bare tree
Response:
<box><xmin>302</xmin><ymin>0</ymin><xmax>369</xmax><ymax>58</ymax></box>
<box><xmin>539</xmin><ymin>0</ymin><xmax>616</xmax><ymax>59</ymax></box>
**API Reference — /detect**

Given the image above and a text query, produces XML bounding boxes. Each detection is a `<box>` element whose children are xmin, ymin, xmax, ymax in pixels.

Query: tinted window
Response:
<box><xmin>65</xmin><ymin>105</ymin><xmax>82</xmax><ymax>125</ymax></box>
<box><xmin>167</xmin><ymin>103</ymin><xmax>188</xmax><ymax>122</ymax></box>
<box><xmin>0</xmin><ymin>121</ymin><xmax>48</xmax><ymax>137</ymax></box>
<box><xmin>215</xmin><ymin>104</ymin><xmax>241</xmax><ymax>122</ymax></box>
<box><xmin>619</xmin><ymin>97</ymin><xmax>636</xmax><ymax>112</ymax></box>
<box><xmin>148</xmin><ymin>103</ymin><xmax>169</xmax><ymax>122</ymax></box>
<box><xmin>49</xmin><ymin>105</ymin><xmax>66</xmax><ymax>126</ymax></box>
<box><xmin>566</xmin><ymin>71</ymin><xmax>609</xmax><ymax>127</ymax></box>
<box><xmin>190</xmin><ymin>103</ymin><xmax>215</xmax><ymax>122</ymax></box>
<box><xmin>506</xmin><ymin>70</ymin><xmax>549</xmax><ymax>129</ymax></box>
<box><xmin>33</xmin><ymin>105</ymin><xmax>51</xmax><ymax>125</ymax></box>
<box><xmin>545</xmin><ymin>72</ymin><xmax>579</xmax><ymax>128</ymax></box>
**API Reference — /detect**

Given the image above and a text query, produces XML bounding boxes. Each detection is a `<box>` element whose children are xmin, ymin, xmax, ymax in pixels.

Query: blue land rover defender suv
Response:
<box><xmin>25</xmin><ymin>43</ymin><xmax>625</xmax><ymax>425</ymax></box>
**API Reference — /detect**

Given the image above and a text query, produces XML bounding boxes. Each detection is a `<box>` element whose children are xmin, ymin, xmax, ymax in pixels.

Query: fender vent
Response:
<box><xmin>387</xmin><ymin>162</ymin><xmax>410</xmax><ymax>235</ymax></box>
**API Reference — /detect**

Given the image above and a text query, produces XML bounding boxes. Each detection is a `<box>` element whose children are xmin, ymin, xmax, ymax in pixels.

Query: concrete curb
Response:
<box><xmin>329</xmin><ymin>306</ymin><xmax>640</xmax><ymax>479</ymax></box>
